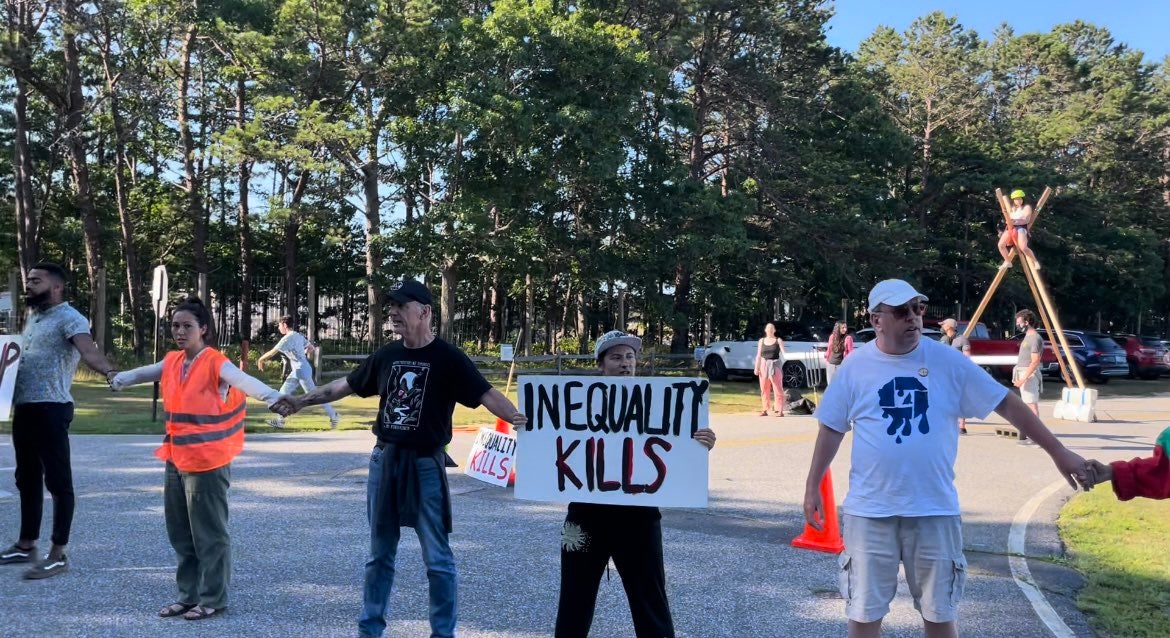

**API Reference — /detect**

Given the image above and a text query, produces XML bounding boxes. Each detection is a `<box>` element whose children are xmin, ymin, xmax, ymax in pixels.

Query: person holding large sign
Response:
<box><xmin>516</xmin><ymin>330</ymin><xmax>716</xmax><ymax>638</ymax></box>
<box><xmin>1</xmin><ymin>263</ymin><xmax>118</xmax><ymax>580</ymax></box>
<box><xmin>803</xmin><ymin>279</ymin><xmax>1090</xmax><ymax>638</ymax></box>
<box><xmin>110</xmin><ymin>297</ymin><xmax>285</xmax><ymax>620</ymax></box>
<box><xmin>270</xmin><ymin>279</ymin><xmax>525</xmax><ymax>638</ymax></box>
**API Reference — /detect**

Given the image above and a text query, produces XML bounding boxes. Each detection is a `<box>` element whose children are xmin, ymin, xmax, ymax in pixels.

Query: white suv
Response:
<box><xmin>695</xmin><ymin>322</ymin><xmax>828</xmax><ymax>388</ymax></box>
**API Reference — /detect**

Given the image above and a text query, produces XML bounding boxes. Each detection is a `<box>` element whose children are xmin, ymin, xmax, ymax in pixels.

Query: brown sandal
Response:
<box><xmin>183</xmin><ymin>605</ymin><xmax>225</xmax><ymax>620</ymax></box>
<box><xmin>159</xmin><ymin>602</ymin><xmax>196</xmax><ymax>618</ymax></box>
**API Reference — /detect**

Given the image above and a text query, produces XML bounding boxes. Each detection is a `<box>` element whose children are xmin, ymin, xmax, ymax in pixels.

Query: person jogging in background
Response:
<box><xmin>257</xmin><ymin>315</ymin><xmax>340</xmax><ymax>429</ymax></box>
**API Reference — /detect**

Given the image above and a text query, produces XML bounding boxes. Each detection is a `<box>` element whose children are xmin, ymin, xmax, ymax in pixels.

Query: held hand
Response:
<box><xmin>1052</xmin><ymin>447</ymin><xmax>1092</xmax><ymax>490</ymax></box>
<box><xmin>257</xmin><ymin>359</ymin><xmax>265</xmax><ymax>372</ymax></box>
<box><xmin>270</xmin><ymin>395</ymin><xmax>301</xmax><ymax>417</ymax></box>
<box><xmin>803</xmin><ymin>486</ymin><xmax>825</xmax><ymax>531</ymax></box>
<box><xmin>1086</xmin><ymin>459</ymin><xmax>1113</xmax><ymax>487</ymax></box>
<box><xmin>509</xmin><ymin>412</ymin><xmax>528</xmax><ymax>430</ymax></box>
<box><xmin>1013</xmin><ymin>378</ymin><xmax>1026</xmax><ymax>388</ymax></box>
<box><xmin>692</xmin><ymin>428</ymin><xmax>716</xmax><ymax>450</ymax></box>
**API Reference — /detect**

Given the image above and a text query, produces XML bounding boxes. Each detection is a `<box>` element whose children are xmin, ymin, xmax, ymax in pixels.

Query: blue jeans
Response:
<box><xmin>359</xmin><ymin>447</ymin><xmax>457</xmax><ymax>638</ymax></box>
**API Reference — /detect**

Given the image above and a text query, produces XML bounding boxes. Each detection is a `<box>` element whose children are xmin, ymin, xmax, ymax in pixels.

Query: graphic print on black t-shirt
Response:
<box><xmin>381</xmin><ymin>361</ymin><xmax>431</xmax><ymax>431</ymax></box>
<box><xmin>878</xmin><ymin>376</ymin><xmax>930</xmax><ymax>444</ymax></box>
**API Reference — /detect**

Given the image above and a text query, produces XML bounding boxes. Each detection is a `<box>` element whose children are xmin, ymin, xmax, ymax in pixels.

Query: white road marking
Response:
<box><xmin>1008</xmin><ymin>479</ymin><xmax>1077</xmax><ymax>638</ymax></box>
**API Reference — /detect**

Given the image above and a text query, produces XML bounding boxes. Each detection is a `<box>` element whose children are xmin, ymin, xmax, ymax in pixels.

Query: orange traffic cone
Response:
<box><xmin>495</xmin><ymin>417</ymin><xmax>517</xmax><ymax>486</ymax></box>
<box><xmin>791</xmin><ymin>470</ymin><xmax>845</xmax><ymax>554</ymax></box>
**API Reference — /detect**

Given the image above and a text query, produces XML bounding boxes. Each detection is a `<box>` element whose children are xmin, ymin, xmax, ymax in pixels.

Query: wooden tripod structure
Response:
<box><xmin>962</xmin><ymin>187</ymin><xmax>1085</xmax><ymax>390</ymax></box>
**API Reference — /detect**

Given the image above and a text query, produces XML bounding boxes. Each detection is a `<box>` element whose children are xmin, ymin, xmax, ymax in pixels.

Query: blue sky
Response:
<box><xmin>825</xmin><ymin>0</ymin><xmax>1170</xmax><ymax>63</ymax></box>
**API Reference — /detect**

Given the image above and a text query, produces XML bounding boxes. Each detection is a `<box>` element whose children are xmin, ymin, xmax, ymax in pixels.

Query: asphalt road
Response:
<box><xmin>1</xmin><ymin>387</ymin><xmax>1166</xmax><ymax>637</ymax></box>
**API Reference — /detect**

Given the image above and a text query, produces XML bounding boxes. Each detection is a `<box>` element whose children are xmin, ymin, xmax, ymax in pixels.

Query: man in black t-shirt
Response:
<box><xmin>273</xmin><ymin>279</ymin><xmax>526</xmax><ymax>638</ymax></box>
<box><xmin>533</xmin><ymin>330</ymin><xmax>716</xmax><ymax>638</ymax></box>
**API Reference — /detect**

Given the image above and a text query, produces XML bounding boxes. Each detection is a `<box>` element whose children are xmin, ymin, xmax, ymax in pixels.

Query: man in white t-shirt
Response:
<box><xmin>803</xmin><ymin>279</ymin><xmax>1091</xmax><ymax>638</ymax></box>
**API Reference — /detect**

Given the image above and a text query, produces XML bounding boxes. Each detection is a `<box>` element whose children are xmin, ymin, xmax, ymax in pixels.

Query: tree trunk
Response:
<box><xmin>12</xmin><ymin>73</ymin><xmax>38</xmax><ymax>281</ymax></box>
<box><xmin>362</xmin><ymin>157</ymin><xmax>384</xmax><ymax>344</ymax></box>
<box><xmin>61</xmin><ymin>0</ymin><xmax>104</xmax><ymax>296</ymax></box>
<box><xmin>236</xmin><ymin>77</ymin><xmax>254</xmax><ymax>343</ymax></box>
<box><xmin>284</xmin><ymin>170</ymin><xmax>311</xmax><ymax>317</ymax></box>
<box><xmin>440</xmin><ymin>259</ymin><xmax>457</xmax><ymax>342</ymax></box>
<box><xmin>489</xmin><ymin>271</ymin><xmax>503</xmax><ymax>345</ymax></box>
<box><xmin>576</xmin><ymin>289</ymin><xmax>587</xmax><ymax>354</ymax></box>
<box><xmin>177</xmin><ymin>19</ymin><xmax>208</xmax><ymax>276</ymax></box>
<box><xmin>524</xmin><ymin>272</ymin><xmax>535</xmax><ymax>356</ymax></box>
<box><xmin>100</xmin><ymin>40</ymin><xmax>146</xmax><ymax>356</ymax></box>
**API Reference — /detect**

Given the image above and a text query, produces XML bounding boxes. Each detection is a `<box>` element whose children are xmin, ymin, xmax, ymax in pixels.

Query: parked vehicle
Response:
<box><xmin>1111</xmin><ymin>334</ymin><xmax>1170</xmax><ymax>380</ymax></box>
<box><xmin>853</xmin><ymin>327</ymin><xmax>943</xmax><ymax>343</ymax></box>
<box><xmin>858</xmin><ymin>320</ymin><xmax>1056</xmax><ymax>382</ymax></box>
<box><xmin>1016</xmin><ymin>329</ymin><xmax>1129</xmax><ymax>384</ymax></box>
<box><xmin>695</xmin><ymin>321</ymin><xmax>827</xmax><ymax>387</ymax></box>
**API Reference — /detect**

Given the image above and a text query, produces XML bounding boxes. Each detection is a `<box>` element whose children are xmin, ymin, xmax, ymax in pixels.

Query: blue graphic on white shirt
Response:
<box><xmin>878</xmin><ymin>377</ymin><xmax>930</xmax><ymax>444</ymax></box>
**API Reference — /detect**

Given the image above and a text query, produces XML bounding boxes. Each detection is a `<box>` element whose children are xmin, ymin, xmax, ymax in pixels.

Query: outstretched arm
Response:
<box><xmin>70</xmin><ymin>333</ymin><xmax>118</xmax><ymax>384</ymax></box>
<box><xmin>110</xmin><ymin>362</ymin><xmax>164</xmax><ymax>390</ymax></box>
<box><xmin>272</xmin><ymin>377</ymin><xmax>355</xmax><ymax>416</ymax></box>
<box><xmin>479</xmin><ymin>388</ymin><xmax>527</xmax><ymax>429</ymax></box>
<box><xmin>995</xmin><ymin>393</ymin><xmax>1090</xmax><ymax>489</ymax></box>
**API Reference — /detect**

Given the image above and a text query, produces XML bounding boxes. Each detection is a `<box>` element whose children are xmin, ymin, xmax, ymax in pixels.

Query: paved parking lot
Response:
<box><xmin>1</xmin><ymin>388</ymin><xmax>1166</xmax><ymax>637</ymax></box>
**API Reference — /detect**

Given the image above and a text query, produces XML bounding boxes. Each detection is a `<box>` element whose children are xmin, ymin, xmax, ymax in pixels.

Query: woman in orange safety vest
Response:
<box><xmin>111</xmin><ymin>297</ymin><xmax>284</xmax><ymax>621</ymax></box>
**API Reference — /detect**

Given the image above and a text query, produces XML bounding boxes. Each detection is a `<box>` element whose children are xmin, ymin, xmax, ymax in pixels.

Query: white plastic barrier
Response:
<box><xmin>1052</xmin><ymin>386</ymin><xmax>1097</xmax><ymax>423</ymax></box>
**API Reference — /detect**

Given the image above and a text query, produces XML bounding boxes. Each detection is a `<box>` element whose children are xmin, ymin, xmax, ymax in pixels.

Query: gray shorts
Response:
<box><xmin>1013</xmin><ymin>366</ymin><xmax>1042</xmax><ymax>404</ymax></box>
<box><xmin>838</xmin><ymin>514</ymin><xmax>967</xmax><ymax>623</ymax></box>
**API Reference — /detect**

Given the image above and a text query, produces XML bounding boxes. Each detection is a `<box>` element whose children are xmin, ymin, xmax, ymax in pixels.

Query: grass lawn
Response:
<box><xmin>1059</xmin><ymin>489</ymin><xmax>1170</xmax><ymax>638</ymax></box>
<box><xmin>0</xmin><ymin>377</ymin><xmax>792</xmax><ymax>436</ymax></box>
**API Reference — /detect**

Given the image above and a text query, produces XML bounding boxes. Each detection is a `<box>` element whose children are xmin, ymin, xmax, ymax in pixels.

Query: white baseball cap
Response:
<box><xmin>594</xmin><ymin>330</ymin><xmax>642</xmax><ymax>359</ymax></box>
<box><xmin>867</xmin><ymin>279</ymin><xmax>928</xmax><ymax>311</ymax></box>
<box><xmin>940</xmin><ymin>318</ymin><xmax>958</xmax><ymax>330</ymax></box>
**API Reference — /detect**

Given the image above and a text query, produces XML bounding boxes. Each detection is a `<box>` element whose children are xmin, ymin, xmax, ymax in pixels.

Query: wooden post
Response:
<box><xmin>650</xmin><ymin>351</ymin><xmax>657</xmax><ymax>375</ymax></box>
<box><xmin>556</xmin><ymin>352</ymin><xmax>563</xmax><ymax>375</ymax></box>
<box><xmin>1021</xmin><ymin>253</ymin><xmax>1085</xmax><ymax>388</ymax></box>
<box><xmin>314</xmin><ymin>340</ymin><xmax>322</xmax><ymax>384</ymax></box>
<box><xmin>1001</xmin><ymin>184</ymin><xmax>1071</xmax><ymax>383</ymax></box>
<box><xmin>307</xmin><ymin>275</ymin><xmax>317</xmax><ymax>342</ymax></box>
<box><xmin>93</xmin><ymin>268</ymin><xmax>107</xmax><ymax>353</ymax></box>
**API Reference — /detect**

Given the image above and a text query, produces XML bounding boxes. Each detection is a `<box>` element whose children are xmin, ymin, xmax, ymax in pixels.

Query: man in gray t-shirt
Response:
<box><xmin>1013</xmin><ymin>309</ymin><xmax>1044</xmax><ymax>444</ymax></box>
<box><xmin>1</xmin><ymin>263</ymin><xmax>118</xmax><ymax>579</ymax></box>
<box><xmin>257</xmin><ymin>315</ymin><xmax>339</xmax><ymax>429</ymax></box>
<box><xmin>940</xmin><ymin>318</ymin><xmax>971</xmax><ymax>434</ymax></box>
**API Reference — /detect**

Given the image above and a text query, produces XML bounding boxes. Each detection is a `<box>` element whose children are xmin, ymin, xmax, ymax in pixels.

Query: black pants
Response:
<box><xmin>554</xmin><ymin>513</ymin><xmax>674</xmax><ymax>638</ymax></box>
<box><xmin>11</xmin><ymin>402</ymin><xmax>76</xmax><ymax>546</ymax></box>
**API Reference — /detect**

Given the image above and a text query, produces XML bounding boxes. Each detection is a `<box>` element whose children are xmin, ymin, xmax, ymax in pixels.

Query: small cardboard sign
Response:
<box><xmin>465</xmin><ymin>427</ymin><xmax>517</xmax><ymax>487</ymax></box>
<box><xmin>0</xmin><ymin>337</ymin><xmax>23</xmax><ymax>421</ymax></box>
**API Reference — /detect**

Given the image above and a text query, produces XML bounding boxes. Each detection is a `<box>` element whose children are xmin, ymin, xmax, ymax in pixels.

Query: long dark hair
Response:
<box><xmin>173</xmin><ymin>296</ymin><xmax>217</xmax><ymax>347</ymax></box>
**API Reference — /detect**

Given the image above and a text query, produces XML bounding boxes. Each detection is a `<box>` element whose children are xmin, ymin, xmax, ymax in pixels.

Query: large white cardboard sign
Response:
<box><xmin>0</xmin><ymin>337</ymin><xmax>23</xmax><ymax>421</ymax></box>
<box><xmin>514</xmin><ymin>375</ymin><xmax>710</xmax><ymax>508</ymax></box>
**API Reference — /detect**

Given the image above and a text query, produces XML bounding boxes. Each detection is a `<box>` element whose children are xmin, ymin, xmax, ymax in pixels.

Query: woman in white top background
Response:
<box><xmin>997</xmin><ymin>188</ymin><xmax>1040</xmax><ymax>270</ymax></box>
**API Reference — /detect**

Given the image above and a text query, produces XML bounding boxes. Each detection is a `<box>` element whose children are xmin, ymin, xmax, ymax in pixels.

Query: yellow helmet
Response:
<box><xmin>1010</xmin><ymin>189</ymin><xmax>1026</xmax><ymax>199</ymax></box>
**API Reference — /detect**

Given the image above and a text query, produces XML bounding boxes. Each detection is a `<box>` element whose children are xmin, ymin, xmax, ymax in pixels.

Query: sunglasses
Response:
<box><xmin>872</xmin><ymin>301</ymin><xmax>927</xmax><ymax>320</ymax></box>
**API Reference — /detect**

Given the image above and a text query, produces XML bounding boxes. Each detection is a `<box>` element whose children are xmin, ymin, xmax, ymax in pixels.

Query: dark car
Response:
<box><xmin>1112</xmin><ymin>334</ymin><xmax>1170</xmax><ymax>380</ymax></box>
<box><xmin>1020</xmin><ymin>329</ymin><xmax>1129</xmax><ymax>384</ymax></box>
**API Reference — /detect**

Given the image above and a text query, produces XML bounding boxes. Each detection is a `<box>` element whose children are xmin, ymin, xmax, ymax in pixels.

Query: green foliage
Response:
<box><xmin>1</xmin><ymin>1</ymin><xmax>1168</xmax><ymax>355</ymax></box>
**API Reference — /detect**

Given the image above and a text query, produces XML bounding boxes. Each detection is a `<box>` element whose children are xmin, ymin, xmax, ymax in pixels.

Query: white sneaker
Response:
<box><xmin>1000</xmin><ymin>260</ymin><xmax>1013</xmax><ymax>270</ymax></box>
<box><xmin>266</xmin><ymin>418</ymin><xmax>285</xmax><ymax>429</ymax></box>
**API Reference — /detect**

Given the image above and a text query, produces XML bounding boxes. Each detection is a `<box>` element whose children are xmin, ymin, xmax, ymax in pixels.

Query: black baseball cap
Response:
<box><xmin>384</xmin><ymin>278</ymin><xmax>434</xmax><ymax>306</ymax></box>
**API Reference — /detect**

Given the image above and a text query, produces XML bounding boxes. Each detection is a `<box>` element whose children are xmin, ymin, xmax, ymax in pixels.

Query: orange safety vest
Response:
<box><xmin>154</xmin><ymin>348</ymin><xmax>246</xmax><ymax>472</ymax></box>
